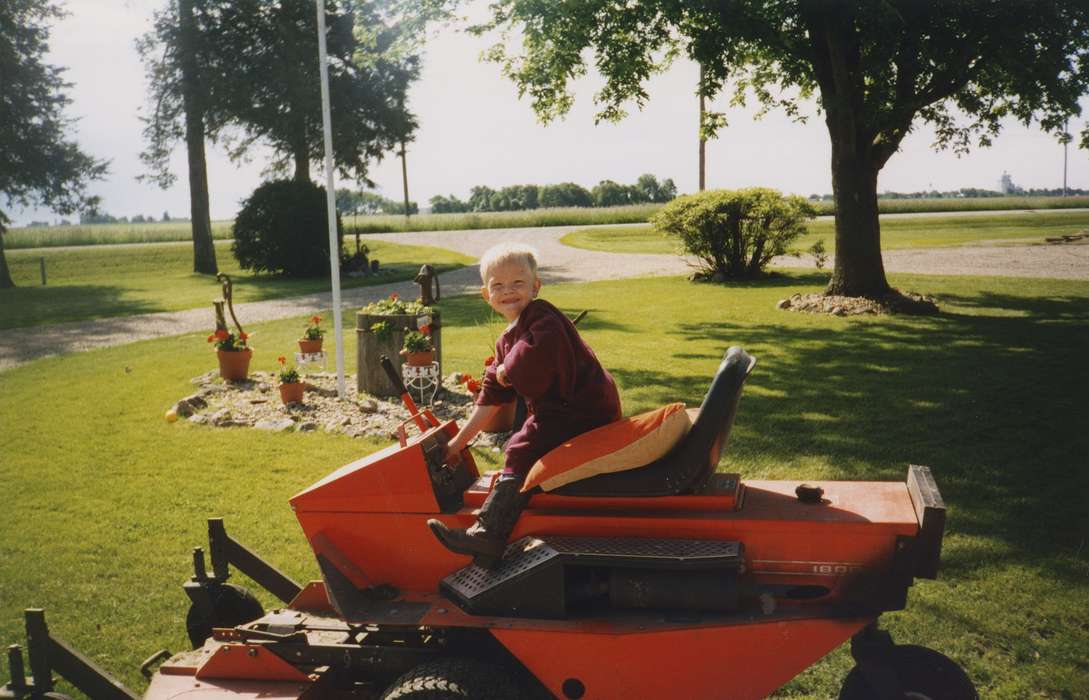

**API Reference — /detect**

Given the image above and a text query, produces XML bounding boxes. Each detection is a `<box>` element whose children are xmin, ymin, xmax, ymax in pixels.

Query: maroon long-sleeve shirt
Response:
<box><xmin>476</xmin><ymin>299</ymin><xmax>622</xmax><ymax>476</ymax></box>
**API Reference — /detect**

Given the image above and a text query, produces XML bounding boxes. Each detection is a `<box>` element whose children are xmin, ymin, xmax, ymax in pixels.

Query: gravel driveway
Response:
<box><xmin>2</xmin><ymin>222</ymin><xmax>1085</xmax><ymax>373</ymax></box>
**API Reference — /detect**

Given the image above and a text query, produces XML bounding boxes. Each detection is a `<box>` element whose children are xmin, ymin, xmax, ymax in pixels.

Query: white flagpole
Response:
<box><xmin>316</xmin><ymin>0</ymin><xmax>346</xmax><ymax>398</ymax></box>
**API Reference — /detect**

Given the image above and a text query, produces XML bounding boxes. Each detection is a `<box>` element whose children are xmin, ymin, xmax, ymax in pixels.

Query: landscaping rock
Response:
<box><xmin>173</xmin><ymin>369</ymin><xmax>497</xmax><ymax>446</ymax></box>
<box><xmin>191</xmin><ymin>371</ymin><xmax>218</xmax><ymax>385</ymax></box>
<box><xmin>308</xmin><ymin>384</ymin><xmax>338</xmax><ymax>398</ymax></box>
<box><xmin>209</xmin><ymin>409</ymin><xmax>233</xmax><ymax>426</ymax></box>
<box><xmin>182</xmin><ymin>393</ymin><xmax>207</xmax><ymax>409</ymax></box>
<box><xmin>172</xmin><ymin>400</ymin><xmax>194</xmax><ymax>418</ymax></box>
<box><xmin>255</xmin><ymin>418</ymin><xmax>296</xmax><ymax>432</ymax></box>
<box><xmin>776</xmin><ymin>290</ymin><xmax>939</xmax><ymax>316</ymax></box>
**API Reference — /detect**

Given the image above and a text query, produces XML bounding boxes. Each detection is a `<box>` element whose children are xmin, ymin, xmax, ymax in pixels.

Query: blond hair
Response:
<box><xmin>478</xmin><ymin>242</ymin><xmax>540</xmax><ymax>283</ymax></box>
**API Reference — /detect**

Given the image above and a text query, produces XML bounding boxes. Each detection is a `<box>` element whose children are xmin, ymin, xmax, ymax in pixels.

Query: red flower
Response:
<box><xmin>207</xmin><ymin>334</ymin><xmax>215</xmax><ymax>343</ymax></box>
<box><xmin>466</xmin><ymin>379</ymin><xmax>481</xmax><ymax>394</ymax></box>
<box><xmin>484</xmin><ymin>355</ymin><xmax>495</xmax><ymax>367</ymax></box>
<box><xmin>278</xmin><ymin>355</ymin><xmax>286</xmax><ymax>366</ymax></box>
<box><xmin>239</xmin><ymin>332</ymin><xmax>249</xmax><ymax>341</ymax></box>
<box><xmin>214</xmin><ymin>329</ymin><xmax>229</xmax><ymax>340</ymax></box>
<box><xmin>311</xmin><ymin>315</ymin><xmax>321</xmax><ymax>324</ymax></box>
<box><xmin>390</xmin><ymin>292</ymin><xmax>399</xmax><ymax>301</ymax></box>
<box><xmin>419</xmin><ymin>324</ymin><xmax>431</xmax><ymax>335</ymax></box>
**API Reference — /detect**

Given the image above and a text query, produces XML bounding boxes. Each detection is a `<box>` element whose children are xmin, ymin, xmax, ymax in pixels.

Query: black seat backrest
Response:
<box><xmin>553</xmin><ymin>347</ymin><xmax>756</xmax><ymax>498</ymax></box>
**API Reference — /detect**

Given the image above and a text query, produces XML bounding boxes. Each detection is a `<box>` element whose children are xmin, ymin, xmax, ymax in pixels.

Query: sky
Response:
<box><xmin>12</xmin><ymin>0</ymin><xmax>1089</xmax><ymax>225</ymax></box>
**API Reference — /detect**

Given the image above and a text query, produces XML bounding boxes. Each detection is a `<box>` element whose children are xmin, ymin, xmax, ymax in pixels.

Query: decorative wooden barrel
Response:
<box><xmin>356</xmin><ymin>310</ymin><xmax>441</xmax><ymax>396</ymax></box>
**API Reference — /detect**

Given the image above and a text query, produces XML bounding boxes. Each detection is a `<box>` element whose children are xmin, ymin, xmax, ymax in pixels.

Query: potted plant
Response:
<box><xmin>400</xmin><ymin>328</ymin><xmax>435</xmax><ymax>366</ymax></box>
<box><xmin>208</xmin><ymin>328</ymin><xmax>251</xmax><ymax>381</ymax></box>
<box><xmin>299</xmin><ymin>315</ymin><xmax>324</xmax><ymax>353</ymax></box>
<box><xmin>277</xmin><ymin>355</ymin><xmax>305</xmax><ymax>404</ymax></box>
<box><xmin>458</xmin><ymin>355</ymin><xmax>516</xmax><ymax>432</ymax></box>
<box><xmin>357</xmin><ymin>292</ymin><xmax>442</xmax><ymax>395</ymax></box>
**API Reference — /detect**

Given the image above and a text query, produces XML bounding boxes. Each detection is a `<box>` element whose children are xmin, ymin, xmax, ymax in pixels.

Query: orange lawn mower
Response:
<box><xmin>3</xmin><ymin>348</ymin><xmax>977</xmax><ymax>699</ymax></box>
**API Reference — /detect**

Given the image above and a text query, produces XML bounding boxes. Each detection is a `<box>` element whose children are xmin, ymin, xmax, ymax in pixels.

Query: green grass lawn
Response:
<box><xmin>2</xmin><ymin>240</ymin><xmax>473</xmax><ymax>329</ymax></box>
<box><xmin>1</xmin><ymin>272</ymin><xmax>1087</xmax><ymax>697</ymax></box>
<box><xmin>562</xmin><ymin>210</ymin><xmax>1089</xmax><ymax>255</ymax></box>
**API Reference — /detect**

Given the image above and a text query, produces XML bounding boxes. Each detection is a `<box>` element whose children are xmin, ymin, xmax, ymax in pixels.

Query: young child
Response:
<box><xmin>428</xmin><ymin>242</ymin><xmax>621</xmax><ymax>567</ymax></box>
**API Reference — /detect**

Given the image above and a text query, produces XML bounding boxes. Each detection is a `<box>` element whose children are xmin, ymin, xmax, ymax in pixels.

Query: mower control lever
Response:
<box><xmin>381</xmin><ymin>355</ymin><xmax>439</xmax><ymax>433</ymax></box>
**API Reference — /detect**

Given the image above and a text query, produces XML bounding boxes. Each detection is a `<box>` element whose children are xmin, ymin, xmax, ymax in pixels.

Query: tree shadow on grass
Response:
<box><xmin>939</xmin><ymin>291</ymin><xmax>1089</xmax><ymax>323</ymax></box>
<box><xmin>0</xmin><ymin>285</ymin><xmax>164</xmax><ymax>329</ymax></box>
<box><xmin>691</xmin><ymin>270</ymin><xmax>831</xmax><ymax>289</ymax></box>
<box><xmin>654</xmin><ymin>295</ymin><xmax>1088</xmax><ymax>586</ymax></box>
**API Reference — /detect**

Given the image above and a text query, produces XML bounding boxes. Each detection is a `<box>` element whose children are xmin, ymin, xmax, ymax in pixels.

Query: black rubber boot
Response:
<box><xmin>428</xmin><ymin>475</ymin><xmax>529</xmax><ymax>569</ymax></box>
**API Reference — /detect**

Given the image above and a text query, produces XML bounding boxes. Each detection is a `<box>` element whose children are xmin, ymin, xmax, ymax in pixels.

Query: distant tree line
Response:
<box><xmin>79</xmin><ymin>211</ymin><xmax>181</xmax><ymax>225</ymax></box>
<box><xmin>808</xmin><ymin>187</ymin><xmax>1089</xmax><ymax>201</ymax></box>
<box><xmin>429</xmin><ymin>174</ymin><xmax>677</xmax><ymax>213</ymax></box>
<box><xmin>335</xmin><ymin>189</ymin><xmax>418</xmax><ymax>216</ymax></box>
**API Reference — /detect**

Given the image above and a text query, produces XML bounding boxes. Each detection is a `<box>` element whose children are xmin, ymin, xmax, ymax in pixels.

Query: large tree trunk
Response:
<box><xmin>804</xmin><ymin>3</ymin><xmax>892</xmax><ymax>298</ymax></box>
<box><xmin>0</xmin><ymin>233</ymin><xmax>14</xmax><ymax>289</ymax></box>
<box><xmin>826</xmin><ymin>139</ymin><xmax>890</xmax><ymax>297</ymax></box>
<box><xmin>292</xmin><ymin>110</ymin><xmax>310</xmax><ymax>182</ymax></box>
<box><xmin>400</xmin><ymin>141</ymin><xmax>410</xmax><ymax>217</ymax></box>
<box><xmin>293</xmin><ymin>145</ymin><xmax>310</xmax><ymax>183</ymax></box>
<box><xmin>178</xmin><ymin>0</ymin><xmax>217</xmax><ymax>275</ymax></box>
<box><xmin>698</xmin><ymin>64</ymin><xmax>706</xmax><ymax>191</ymax></box>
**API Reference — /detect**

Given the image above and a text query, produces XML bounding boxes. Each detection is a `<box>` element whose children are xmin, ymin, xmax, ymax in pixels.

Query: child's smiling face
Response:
<box><xmin>481</xmin><ymin>259</ymin><xmax>541</xmax><ymax>322</ymax></box>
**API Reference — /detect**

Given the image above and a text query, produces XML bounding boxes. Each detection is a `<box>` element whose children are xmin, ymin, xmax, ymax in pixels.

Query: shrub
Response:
<box><xmin>652</xmin><ymin>188</ymin><xmax>816</xmax><ymax>280</ymax></box>
<box><xmin>232</xmin><ymin>180</ymin><xmax>343</xmax><ymax>277</ymax></box>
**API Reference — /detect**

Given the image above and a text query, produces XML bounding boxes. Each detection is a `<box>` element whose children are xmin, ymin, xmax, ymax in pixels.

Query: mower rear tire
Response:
<box><xmin>839</xmin><ymin>645</ymin><xmax>977</xmax><ymax>700</ymax></box>
<box><xmin>185</xmin><ymin>583</ymin><xmax>264</xmax><ymax>648</ymax></box>
<box><xmin>380</xmin><ymin>659</ymin><xmax>522</xmax><ymax>700</ymax></box>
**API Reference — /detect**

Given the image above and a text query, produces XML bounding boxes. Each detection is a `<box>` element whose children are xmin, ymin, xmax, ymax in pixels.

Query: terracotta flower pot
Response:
<box><xmin>403</xmin><ymin>350</ymin><xmax>435</xmax><ymax>367</ymax></box>
<box><xmin>298</xmin><ymin>338</ymin><xmax>323</xmax><ymax>354</ymax></box>
<box><xmin>217</xmin><ymin>348</ymin><xmax>252</xmax><ymax>381</ymax></box>
<box><xmin>478</xmin><ymin>400</ymin><xmax>516</xmax><ymax>433</ymax></box>
<box><xmin>279</xmin><ymin>381</ymin><xmax>305</xmax><ymax>404</ymax></box>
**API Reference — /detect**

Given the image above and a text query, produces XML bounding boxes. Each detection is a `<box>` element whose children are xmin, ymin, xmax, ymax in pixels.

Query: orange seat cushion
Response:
<box><xmin>522</xmin><ymin>403</ymin><xmax>692</xmax><ymax>492</ymax></box>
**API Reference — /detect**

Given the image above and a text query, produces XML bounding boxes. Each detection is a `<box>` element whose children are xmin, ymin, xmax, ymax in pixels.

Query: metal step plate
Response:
<box><xmin>442</xmin><ymin>535</ymin><xmax>743</xmax><ymax>618</ymax></box>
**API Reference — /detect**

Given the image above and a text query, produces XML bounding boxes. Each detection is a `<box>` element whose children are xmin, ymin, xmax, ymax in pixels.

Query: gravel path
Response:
<box><xmin>2</xmin><ymin>222</ymin><xmax>1085</xmax><ymax>373</ymax></box>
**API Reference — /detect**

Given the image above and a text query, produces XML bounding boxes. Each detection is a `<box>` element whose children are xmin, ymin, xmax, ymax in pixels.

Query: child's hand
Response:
<box><xmin>444</xmin><ymin>442</ymin><xmax>464</xmax><ymax>468</ymax></box>
<box><xmin>496</xmin><ymin>363</ymin><xmax>511</xmax><ymax>387</ymax></box>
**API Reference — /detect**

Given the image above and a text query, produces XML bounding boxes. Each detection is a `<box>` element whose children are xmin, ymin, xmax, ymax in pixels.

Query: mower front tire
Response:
<box><xmin>839</xmin><ymin>644</ymin><xmax>978</xmax><ymax>700</ymax></box>
<box><xmin>381</xmin><ymin>659</ymin><xmax>523</xmax><ymax>700</ymax></box>
<box><xmin>185</xmin><ymin>582</ymin><xmax>264</xmax><ymax>648</ymax></box>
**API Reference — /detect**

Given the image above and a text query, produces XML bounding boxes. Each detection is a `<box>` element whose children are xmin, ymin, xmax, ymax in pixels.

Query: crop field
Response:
<box><xmin>7</xmin><ymin>196</ymin><xmax>1088</xmax><ymax>248</ymax></box>
<box><xmin>5</xmin><ymin>220</ymin><xmax>235</xmax><ymax>248</ymax></box>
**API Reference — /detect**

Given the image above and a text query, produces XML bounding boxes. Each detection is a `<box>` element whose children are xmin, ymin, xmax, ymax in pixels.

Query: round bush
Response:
<box><xmin>232</xmin><ymin>180</ymin><xmax>343</xmax><ymax>277</ymax></box>
<box><xmin>652</xmin><ymin>187</ymin><xmax>816</xmax><ymax>280</ymax></box>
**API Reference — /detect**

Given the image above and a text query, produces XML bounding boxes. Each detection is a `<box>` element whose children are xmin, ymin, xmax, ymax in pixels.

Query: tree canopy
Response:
<box><xmin>140</xmin><ymin>0</ymin><xmax>421</xmax><ymax>186</ymax></box>
<box><xmin>469</xmin><ymin>0</ymin><xmax>1089</xmax><ymax>298</ymax></box>
<box><xmin>0</xmin><ymin>0</ymin><xmax>108</xmax><ymax>288</ymax></box>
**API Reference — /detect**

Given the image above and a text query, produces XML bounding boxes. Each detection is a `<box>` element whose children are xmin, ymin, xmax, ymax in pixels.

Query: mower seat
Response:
<box><xmin>552</xmin><ymin>346</ymin><xmax>755</xmax><ymax>498</ymax></box>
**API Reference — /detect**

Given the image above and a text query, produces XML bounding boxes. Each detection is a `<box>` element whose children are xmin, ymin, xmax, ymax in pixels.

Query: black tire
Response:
<box><xmin>380</xmin><ymin>658</ymin><xmax>523</xmax><ymax>700</ymax></box>
<box><xmin>185</xmin><ymin>583</ymin><xmax>264</xmax><ymax>648</ymax></box>
<box><xmin>839</xmin><ymin>645</ymin><xmax>978</xmax><ymax>700</ymax></box>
